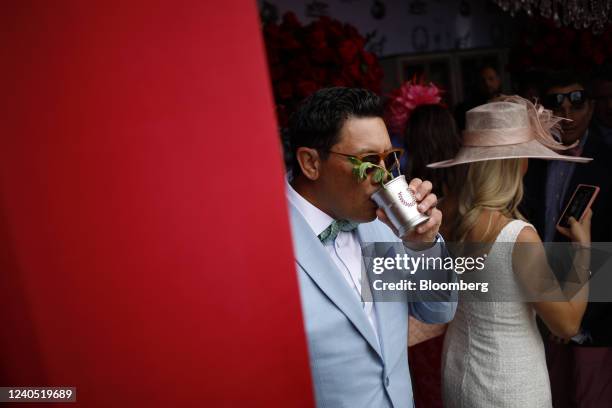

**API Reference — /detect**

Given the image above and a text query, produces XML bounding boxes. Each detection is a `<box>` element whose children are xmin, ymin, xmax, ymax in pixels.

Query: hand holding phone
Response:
<box><xmin>556</xmin><ymin>184</ymin><xmax>599</xmax><ymax>243</ymax></box>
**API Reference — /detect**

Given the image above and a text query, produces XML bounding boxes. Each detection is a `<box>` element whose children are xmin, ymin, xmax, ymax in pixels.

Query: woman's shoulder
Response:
<box><xmin>494</xmin><ymin>217</ymin><xmax>541</xmax><ymax>245</ymax></box>
<box><xmin>514</xmin><ymin>221</ymin><xmax>540</xmax><ymax>243</ymax></box>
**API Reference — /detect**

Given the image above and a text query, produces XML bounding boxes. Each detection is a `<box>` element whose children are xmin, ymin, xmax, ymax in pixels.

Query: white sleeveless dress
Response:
<box><xmin>442</xmin><ymin>220</ymin><xmax>552</xmax><ymax>407</ymax></box>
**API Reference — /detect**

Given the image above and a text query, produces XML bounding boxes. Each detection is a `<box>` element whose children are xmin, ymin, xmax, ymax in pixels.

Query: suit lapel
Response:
<box><xmin>357</xmin><ymin>221</ymin><xmax>405</xmax><ymax>368</ymax></box>
<box><xmin>566</xmin><ymin>130</ymin><xmax>595</xmax><ymax>201</ymax></box>
<box><xmin>288</xmin><ymin>203</ymin><xmax>383</xmax><ymax>358</ymax></box>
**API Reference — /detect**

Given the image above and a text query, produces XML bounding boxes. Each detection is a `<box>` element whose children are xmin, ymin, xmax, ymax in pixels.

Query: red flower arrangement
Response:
<box><xmin>386</xmin><ymin>77</ymin><xmax>444</xmax><ymax>135</ymax></box>
<box><xmin>509</xmin><ymin>17</ymin><xmax>612</xmax><ymax>74</ymax></box>
<box><xmin>263</xmin><ymin>12</ymin><xmax>383</xmax><ymax>127</ymax></box>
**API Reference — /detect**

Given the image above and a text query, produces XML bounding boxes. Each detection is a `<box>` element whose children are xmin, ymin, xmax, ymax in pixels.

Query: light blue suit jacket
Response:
<box><xmin>289</xmin><ymin>201</ymin><xmax>457</xmax><ymax>408</ymax></box>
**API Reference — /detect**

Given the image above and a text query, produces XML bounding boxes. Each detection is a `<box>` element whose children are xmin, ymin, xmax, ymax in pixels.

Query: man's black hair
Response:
<box><xmin>543</xmin><ymin>70</ymin><xmax>592</xmax><ymax>96</ymax></box>
<box><xmin>288</xmin><ymin>87</ymin><xmax>384</xmax><ymax>177</ymax></box>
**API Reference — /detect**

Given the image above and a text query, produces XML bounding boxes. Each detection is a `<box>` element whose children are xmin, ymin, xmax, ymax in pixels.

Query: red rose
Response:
<box><xmin>263</xmin><ymin>14</ymin><xmax>382</xmax><ymax>125</ymax></box>
<box><xmin>311</xmin><ymin>46</ymin><xmax>335</xmax><ymax>64</ymax></box>
<box><xmin>361</xmin><ymin>50</ymin><xmax>376</xmax><ymax>66</ymax></box>
<box><xmin>328</xmin><ymin>21</ymin><xmax>344</xmax><ymax>41</ymax></box>
<box><xmin>297</xmin><ymin>80</ymin><xmax>318</xmax><ymax>98</ymax></box>
<box><xmin>340</xmin><ymin>69</ymin><xmax>355</xmax><ymax>87</ymax></box>
<box><xmin>339</xmin><ymin>40</ymin><xmax>359</xmax><ymax>63</ymax></box>
<box><xmin>311</xmin><ymin>67</ymin><xmax>327</xmax><ymax>83</ymax></box>
<box><xmin>344</xmin><ymin>62</ymin><xmax>362</xmax><ymax>81</ymax></box>
<box><xmin>306</xmin><ymin>28</ymin><xmax>327</xmax><ymax>49</ymax></box>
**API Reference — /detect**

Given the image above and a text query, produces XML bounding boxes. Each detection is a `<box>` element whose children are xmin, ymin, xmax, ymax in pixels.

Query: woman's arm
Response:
<box><xmin>512</xmin><ymin>222</ymin><xmax>590</xmax><ymax>339</ymax></box>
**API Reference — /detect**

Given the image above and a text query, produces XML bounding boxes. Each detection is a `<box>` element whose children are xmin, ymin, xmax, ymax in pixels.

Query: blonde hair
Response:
<box><xmin>452</xmin><ymin>159</ymin><xmax>526</xmax><ymax>242</ymax></box>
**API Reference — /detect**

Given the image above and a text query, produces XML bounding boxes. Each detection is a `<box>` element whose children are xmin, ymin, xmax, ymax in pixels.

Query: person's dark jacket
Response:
<box><xmin>522</xmin><ymin>123</ymin><xmax>612</xmax><ymax>346</ymax></box>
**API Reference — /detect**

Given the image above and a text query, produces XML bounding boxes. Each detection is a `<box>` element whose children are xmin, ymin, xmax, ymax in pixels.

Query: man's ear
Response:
<box><xmin>296</xmin><ymin>147</ymin><xmax>321</xmax><ymax>180</ymax></box>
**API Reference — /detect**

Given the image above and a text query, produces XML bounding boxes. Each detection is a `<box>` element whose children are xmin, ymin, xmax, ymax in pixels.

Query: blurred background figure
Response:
<box><xmin>386</xmin><ymin>78</ymin><xmax>465</xmax><ymax>238</ymax></box>
<box><xmin>523</xmin><ymin>70</ymin><xmax>611</xmax><ymax>242</ymax></box>
<box><xmin>478</xmin><ymin>65</ymin><xmax>503</xmax><ymax>101</ymax></box>
<box><xmin>455</xmin><ymin>64</ymin><xmax>503</xmax><ymax>130</ymax></box>
<box><xmin>386</xmin><ymin>80</ymin><xmax>464</xmax><ymax>408</ymax></box>
<box><xmin>385</xmin><ymin>78</ymin><xmax>444</xmax><ymax>171</ymax></box>
<box><xmin>404</xmin><ymin>104</ymin><xmax>466</xmax><ymax>408</ymax></box>
<box><xmin>522</xmin><ymin>70</ymin><xmax>612</xmax><ymax>408</ymax></box>
<box><xmin>404</xmin><ymin>104</ymin><xmax>464</xmax><ymax>236</ymax></box>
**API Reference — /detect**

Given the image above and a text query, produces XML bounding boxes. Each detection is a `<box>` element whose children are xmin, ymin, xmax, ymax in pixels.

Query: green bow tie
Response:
<box><xmin>318</xmin><ymin>219</ymin><xmax>359</xmax><ymax>244</ymax></box>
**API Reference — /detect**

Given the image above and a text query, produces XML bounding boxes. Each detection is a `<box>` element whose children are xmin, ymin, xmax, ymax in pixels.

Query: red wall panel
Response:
<box><xmin>0</xmin><ymin>1</ymin><xmax>313</xmax><ymax>406</ymax></box>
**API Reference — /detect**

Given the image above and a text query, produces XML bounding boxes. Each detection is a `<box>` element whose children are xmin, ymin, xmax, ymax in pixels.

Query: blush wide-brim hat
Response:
<box><xmin>427</xmin><ymin>95</ymin><xmax>592</xmax><ymax>168</ymax></box>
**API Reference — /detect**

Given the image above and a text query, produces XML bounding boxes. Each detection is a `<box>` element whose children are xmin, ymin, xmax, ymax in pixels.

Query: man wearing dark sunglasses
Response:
<box><xmin>523</xmin><ymin>70</ymin><xmax>612</xmax><ymax>407</ymax></box>
<box><xmin>285</xmin><ymin>87</ymin><xmax>456</xmax><ymax>408</ymax></box>
<box><xmin>542</xmin><ymin>87</ymin><xmax>592</xmax><ymax>147</ymax></box>
<box><xmin>524</xmin><ymin>70</ymin><xmax>606</xmax><ymax>243</ymax></box>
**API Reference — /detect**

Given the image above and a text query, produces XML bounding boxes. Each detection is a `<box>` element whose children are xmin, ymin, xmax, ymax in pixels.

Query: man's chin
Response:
<box><xmin>561</xmin><ymin>138</ymin><xmax>579</xmax><ymax>146</ymax></box>
<box><xmin>561</xmin><ymin>129</ymin><xmax>582</xmax><ymax>144</ymax></box>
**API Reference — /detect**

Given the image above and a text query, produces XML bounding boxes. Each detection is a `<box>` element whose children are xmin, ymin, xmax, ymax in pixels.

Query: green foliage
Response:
<box><xmin>349</xmin><ymin>156</ymin><xmax>392</xmax><ymax>186</ymax></box>
<box><xmin>372</xmin><ymin>168</ymin><xmax>388</xmax><ymax>184</ymax></box>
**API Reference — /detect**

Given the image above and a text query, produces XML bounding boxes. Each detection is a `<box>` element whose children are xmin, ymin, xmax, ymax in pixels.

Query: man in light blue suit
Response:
<box><xmin>286</xmin><ymin>88</ymin><xmax>457</xmax><ymax>407</ymax></box>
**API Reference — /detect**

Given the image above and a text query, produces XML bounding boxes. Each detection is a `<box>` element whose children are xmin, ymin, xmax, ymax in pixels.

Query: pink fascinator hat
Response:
<box><xmin>386</xmin><ymin>77</ymin><xmax>443</xmax><ymax>135</ymax></box>
<box><xmin>427</xmin><ymin>95</ymin><xmax>592</xmax><ymax>168</ymax></box>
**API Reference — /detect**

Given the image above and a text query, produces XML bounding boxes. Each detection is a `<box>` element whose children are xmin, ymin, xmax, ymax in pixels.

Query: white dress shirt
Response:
<box><xmin>286</xmin><ymin>180</ymin><xmax>380</xmax><ymax>345</ymax></box>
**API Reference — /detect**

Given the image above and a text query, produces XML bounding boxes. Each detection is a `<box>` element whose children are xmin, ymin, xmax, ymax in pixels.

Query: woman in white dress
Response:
<box><xmin>427</xmin><ymin>96</ymin><xmax>593</xmax><ymax>408</ymax></box>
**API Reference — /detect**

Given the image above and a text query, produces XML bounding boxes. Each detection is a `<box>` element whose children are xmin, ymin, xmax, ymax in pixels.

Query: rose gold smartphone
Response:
<box><xmin>557</xmin><ymin>184</ymin><xmax>600</xmax><ymax>228</ymax></box>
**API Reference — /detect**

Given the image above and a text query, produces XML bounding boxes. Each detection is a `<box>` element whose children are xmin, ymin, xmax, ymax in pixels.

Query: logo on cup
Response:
<box><xmin>398</xmin><ymin>190</ymin><xmax>416</xmax><ymax>207</ymax></box>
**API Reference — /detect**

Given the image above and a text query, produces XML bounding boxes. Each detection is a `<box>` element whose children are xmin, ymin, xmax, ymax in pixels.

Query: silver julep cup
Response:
<box><xmin>371</xmin><ymin>175</ymin><xmax>430</xmax><ymax>237</ymax></box>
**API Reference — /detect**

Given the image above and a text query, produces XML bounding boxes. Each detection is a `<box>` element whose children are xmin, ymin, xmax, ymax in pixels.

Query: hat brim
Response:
<box><xmin>427</xmin><ymin>139</ymin><xmax>592</xmax><ymax>168</ymax></box>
